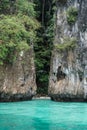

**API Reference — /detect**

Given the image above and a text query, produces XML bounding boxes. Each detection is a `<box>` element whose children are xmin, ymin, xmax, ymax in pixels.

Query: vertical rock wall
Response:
<box><xmin>49</xmin><ymin>0</ymin><xmax>87</xmax><ymax>101</ymax></box>
<box><xmin>0</xmin><ymin>46</ymin><xmax>37</xmax><ymax>102</ymax></box>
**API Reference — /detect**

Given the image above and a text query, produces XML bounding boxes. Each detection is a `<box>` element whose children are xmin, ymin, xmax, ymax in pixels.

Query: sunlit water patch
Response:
<box><xmin>0</xmin><ymin>99</ymin><xmax>87</xmax><ymax>130</ymax></box>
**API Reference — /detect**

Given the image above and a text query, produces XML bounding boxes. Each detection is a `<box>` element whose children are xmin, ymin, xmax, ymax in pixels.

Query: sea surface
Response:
<box><xmin>0</xmin><ymin>99</ymin><xmax>87</xmax><ymax>130</ymax></box>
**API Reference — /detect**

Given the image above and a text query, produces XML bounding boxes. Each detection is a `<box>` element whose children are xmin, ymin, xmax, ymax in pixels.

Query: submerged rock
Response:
<box><xmin>48</xmin><ymin>0</ymin><xmax>87</xmax><ymax>101</ymax></box>
<box><xmin>0</xmin><ymin>47</ymin><xmax>37</xmax><ymax>102</ymax></box>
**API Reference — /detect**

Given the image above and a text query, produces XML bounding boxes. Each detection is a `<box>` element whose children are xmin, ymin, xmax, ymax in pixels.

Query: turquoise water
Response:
<box><xmin>0</xmin><ymin>100</ymin><xmax>87</xmax><ymax>130</ymax></box>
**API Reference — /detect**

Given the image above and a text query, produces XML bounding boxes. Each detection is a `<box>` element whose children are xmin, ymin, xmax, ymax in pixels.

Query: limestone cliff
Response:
<box><xmin>49</xmin><ymin>0</ymin><xmax>87</xmax><ymax>101</ymax></box>
<box><xmin>0</xmin><ymin>46</ymin><xmax>37</xmax><ymax>102</ymax></box>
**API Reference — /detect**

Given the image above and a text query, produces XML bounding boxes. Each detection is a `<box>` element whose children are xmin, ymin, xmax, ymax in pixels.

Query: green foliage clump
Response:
<box><xmin>0</xmin><ymin>0</ymin><xmax>36</xmax><ymax>16</ymax></box>
<box><xmin>55</xmin><ymin>37</ymin><xmax>77</xmax><ymax>51</ymax></box>
<box><xmin>0</xmin><ymin>16</ymin><xmax>29</xmax><ymax>64</ymax></box>
<box><xmin>0</xmin><ymin>0</ymin><xmax>40</xmax><ymax>65</ymax></box>
<box><xmin>16</xmin><ymin>0</ymin><xmax>36</xmax><ymax>17</ymax></box>
<box><xmin>67</xmin><ymin>7</ymin><xmax>78</xmax><ymax>25</ymax></box>
<box><xmin>17</xmin><ymin>14</ymin><xmax>40</xmax><ymax>42</ymax></box>
<box><xmin>0</xmin><ymin>0</ymin><xmax>10</xmax><ymax>14</ymax></box>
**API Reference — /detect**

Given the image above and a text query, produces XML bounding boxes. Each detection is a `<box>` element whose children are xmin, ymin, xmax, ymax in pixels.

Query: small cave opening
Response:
<box><xmin>57</xmin><ymin>66</ymin><xmax>66</xmax><ymax>81</ymax></box>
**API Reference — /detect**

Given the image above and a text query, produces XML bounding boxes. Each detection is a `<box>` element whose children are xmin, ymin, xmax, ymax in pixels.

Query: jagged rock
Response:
<box><xmin>48</xmin><ymin>0</ymin><xmax>87</xmax><ymax>101</ymax></box>
<box><xmin>0</xmin><ymin>46</ymin><xmax>37</xmax><ymax>102</ymax></box>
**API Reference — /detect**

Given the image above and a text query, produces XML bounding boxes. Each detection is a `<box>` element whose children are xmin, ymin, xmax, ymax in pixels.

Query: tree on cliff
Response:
<box><xmin>0</xmin><ymin>0</ymin><xmax>39</xmax><ymax>65</ymax></box>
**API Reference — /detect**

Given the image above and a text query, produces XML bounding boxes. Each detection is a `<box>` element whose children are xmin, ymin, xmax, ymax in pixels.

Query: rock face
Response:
<box><xmin>0</xmin><ymin>46</ymin><xmax>37</xmax><ymax>102</ymax></box>
<box><xmin>49</xmin><ymin>0</ymin><xmax>87</xmax><ymax>101</ymax></box>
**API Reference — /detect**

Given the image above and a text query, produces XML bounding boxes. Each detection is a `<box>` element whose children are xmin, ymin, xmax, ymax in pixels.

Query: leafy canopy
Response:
<box><xmin>0</xmin><ymin>15</ymin><xmax>29</xmax><ymax>64</ymax></box>
<box><xmin>0</xmin><ymin>0</ymin><xmax>39</xmax><ymax>65</ymax></box>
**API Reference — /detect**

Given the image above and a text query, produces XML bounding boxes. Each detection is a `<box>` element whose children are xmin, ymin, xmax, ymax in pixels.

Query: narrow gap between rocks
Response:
<box><xmin>34</xmin><ymin>0</ymin><xmax>54</xmax><ymax>96</ymax></box>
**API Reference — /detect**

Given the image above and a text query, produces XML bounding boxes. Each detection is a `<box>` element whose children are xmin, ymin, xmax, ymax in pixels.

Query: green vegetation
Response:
<box><xmin>0</xmin><ymin>0</ymin><xmax>53</xmax><ymax>95</ymax></box>
<box><xmin>16</xmin><ymin>0</ymin><xmax>36</xmax><ymax>17</ymax></box>
<box><xmin>0</xmin><ymin>0</ymin><xmax>10</xmax><ymax>14</ymax></box>
<box><xmin>55</xmin><ymin>37</ymin><xmax>77</xmax><ymax>51</ymax></box>
<box><xmin>0</xmin><ymin>0</ymin><xmax>39</xmax><ymax>65</ymax></box>
<box><xmin>34</xmin><ymin>0</ymin><xmax>54</xmax><ymax>95</ymax></box>
<box><xmin>67</xmin><ymin>7</ymin><xmax>78</xmax><ymax>25</ymax></box>
<box><xmin>0</xmin><ymin>15</ymin><xmax>29</xmax><ymax>64</ymax></box>
<box><xmin>0</xmin><ymin>0</ymin><xmax>78</xmax><ymax>95</ymax></box>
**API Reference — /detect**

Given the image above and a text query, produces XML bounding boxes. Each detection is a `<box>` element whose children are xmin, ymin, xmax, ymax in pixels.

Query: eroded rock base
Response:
<box><xmin>50</xmin><ymin>95</ymin><xmax>87</xmax><ymax>102</ymax></box>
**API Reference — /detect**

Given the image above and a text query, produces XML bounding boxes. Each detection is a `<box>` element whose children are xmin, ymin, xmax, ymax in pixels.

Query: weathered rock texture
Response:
<box><xmin>49</xmin><ymin>0</ymin><xmax>87</xmax><ymax>101</ymax></box>
<box><xmin>0</xmin><ymin>46</ymin><xmax>36</xmax><ymax>102</ymax></box>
